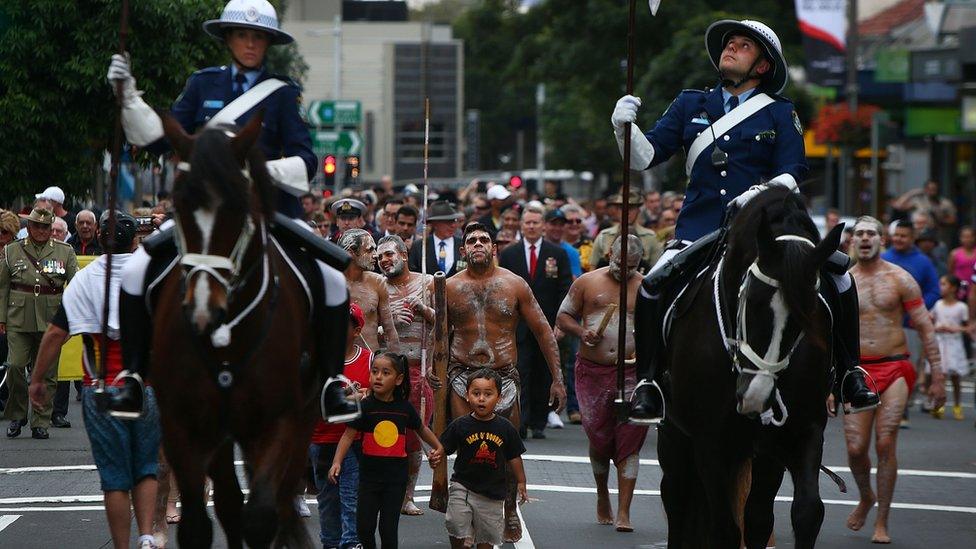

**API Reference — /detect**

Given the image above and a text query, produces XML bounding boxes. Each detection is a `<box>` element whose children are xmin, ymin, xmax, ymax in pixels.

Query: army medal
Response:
<box><xmin>545</xmin><ymin>257</ymin><xmax>558</xmax><ymax>278</ymax></box>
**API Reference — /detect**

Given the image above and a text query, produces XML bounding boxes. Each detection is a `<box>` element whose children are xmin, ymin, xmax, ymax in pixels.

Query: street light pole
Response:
<box><xmin>333</xmin><ymin>14</ymin><xmax>342</xmax><ymax>100</ymax></box>
<box><xmin>841</xmin><ymin>0</ymin><xmax>859</xmax><ymax>213</ymax></box>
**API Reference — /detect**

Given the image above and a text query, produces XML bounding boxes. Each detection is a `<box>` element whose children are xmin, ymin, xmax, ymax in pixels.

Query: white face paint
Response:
<box><xmin>852</xmin><ymin>221</ymin><xmax>882</xmax><ymax>261</ymax></box>
<box><xmin>377</xmin><ymin>241</ymin><xmax>405</xmax><ymax>278</ymax></box>
<box><xmin>356</xmin><ymin>235</ymin><xmax>377</xmax><ymax>270</ymax></box>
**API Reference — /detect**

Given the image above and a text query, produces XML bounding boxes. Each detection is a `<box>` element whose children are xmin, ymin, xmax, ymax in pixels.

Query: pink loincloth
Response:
<box><xmin>574</xmin><ymin>354</ymin><xmax>648</xmax><ymax>462</ymax></box>
<box><xmin>406</xmin><ymin>360</ymin><xmax>434</xmax><ymax>453</ymax></box>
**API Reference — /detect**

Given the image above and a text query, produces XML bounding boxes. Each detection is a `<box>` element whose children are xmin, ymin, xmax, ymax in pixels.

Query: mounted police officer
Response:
<box><xmin>1</xmin><ymin>208</ymin><xmax>79</xmax><ymax>439</ymax></box>
<box><xmin>611</xmin><ymin>19</ymin><xmax>879</xmax><ymax>422</ymax></box>
<box><xmin>105</xmin><ymin>0</ymin><xmax>357</xmax><ymax>422</ymax></box>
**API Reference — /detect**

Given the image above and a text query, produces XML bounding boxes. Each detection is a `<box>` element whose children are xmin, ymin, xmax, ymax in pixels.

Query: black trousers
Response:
<box><xmin>517</xmin><ymin>336</ymin><xmax>552</xmax><ymax>433</ymax></box>
<box><xmin>357</xmin><ymin>479</ymin><xmax>406</xmax><ymax>549</ymax></box>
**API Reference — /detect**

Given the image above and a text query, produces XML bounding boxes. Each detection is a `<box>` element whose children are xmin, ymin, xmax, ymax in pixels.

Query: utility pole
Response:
<box><xmin>536</xmin><ymin>83</ymin><xmax>545</xmax><ymax>182</ymax></box>
<box><xmin>841</xmin><ymin>0</ymin><xmax>859</xmax><ymax>213</ymax></box>
<box><xmin>333</xmin><ymin>14</ymin><xmax>342</xmax><ymax>100</ymax></box>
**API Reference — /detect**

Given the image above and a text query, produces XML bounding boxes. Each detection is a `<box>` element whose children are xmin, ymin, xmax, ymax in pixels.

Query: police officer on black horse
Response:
<box><xmin>612</xmin><ymin>18</ymin><xmax>879</xmax><ymax>422</ymax></box>
<box><xmin>104</xmin><ymin>0</ymin><xmax>358</xmax><ymax>421</ymax></box>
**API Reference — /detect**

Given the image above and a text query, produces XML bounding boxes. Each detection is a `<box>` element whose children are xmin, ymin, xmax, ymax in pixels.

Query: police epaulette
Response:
<box><xmin>681</xmin><ymin>88</ymin><xmax>706</xmax><ymax>94</ymax></box>
<box><xmin>193</xmin><ymin>66</ymin><xmax>226</xmax><ymax>75</ymax></box>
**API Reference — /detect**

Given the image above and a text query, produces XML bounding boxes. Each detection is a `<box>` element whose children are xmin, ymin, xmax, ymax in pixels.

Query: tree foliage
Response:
<box><xmin>0</xmin><ymin>0</ymin><xmax>305</xmax><ymax>205</ymax></box>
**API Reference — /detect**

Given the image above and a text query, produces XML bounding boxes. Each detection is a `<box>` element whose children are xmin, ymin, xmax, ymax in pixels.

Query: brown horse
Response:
<box><xmin>151</xmin><ymin>113</ymin><xmax>320</xmax><ymax>548</ymax></box>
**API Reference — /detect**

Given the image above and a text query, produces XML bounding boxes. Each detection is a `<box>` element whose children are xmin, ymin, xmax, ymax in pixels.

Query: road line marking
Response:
<box><xmin>0</xmin><ymin>515</ymin><xmax>20</xmax><ymax>532</ymax></box>
<box><xmin>513</xmin><ymin>503</ymin><xmax>535</xmax><ymax>549</ymax></box>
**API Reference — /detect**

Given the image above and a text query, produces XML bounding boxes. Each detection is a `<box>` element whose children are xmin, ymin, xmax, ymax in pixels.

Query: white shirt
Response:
<box><xmin>523</xmin><ymin>237</ymin><xmax>543</xmax><ymax>273</ymax></box>
<box><xmin>433</xmin><ymin>235</ymin><xmax>455</xmax><ymax>272</ymax></box>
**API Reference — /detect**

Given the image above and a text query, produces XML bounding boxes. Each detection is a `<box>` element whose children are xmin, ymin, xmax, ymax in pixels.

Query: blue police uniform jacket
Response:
<box><xmin>145</xmin><ymin>65</ymin><xmax>316</xmax><ymax>218</ymax></box>
<box><xmin>642</xmin><ymin>85</ymin><xmax>808</xmax><ymax>241</ymax></box>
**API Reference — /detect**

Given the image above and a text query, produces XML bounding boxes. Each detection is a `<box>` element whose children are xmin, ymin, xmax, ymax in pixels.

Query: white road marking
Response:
<box><xmin>513</xmin><ymin>503</ymin><xmax>536</xmax><ymax>549</ymax></box>
<box><xmin>0</xmin><ymin>515</ymin><xmax>20</xmax><ymax>532</ymax></box>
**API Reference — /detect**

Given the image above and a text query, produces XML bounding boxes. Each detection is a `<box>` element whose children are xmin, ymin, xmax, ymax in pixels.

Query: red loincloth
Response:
<box><xmin>861</xmin><ymin>355</ymin><xmax>916</xmax><ymax>396</ymax></box>
<box><xmin>406</xmin><ymin>360</ymin><xmax>434</xmax><ymax>453</ymax></box>
<box><xmin>574</xmin><ymin>354</ymin><xmax>648</xmax><ymax>463</ymax></box>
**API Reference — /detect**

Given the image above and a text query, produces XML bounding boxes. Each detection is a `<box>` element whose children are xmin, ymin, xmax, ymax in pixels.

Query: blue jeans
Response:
<box><xmin>310</xmin><ymin>442</ymin><xmax>361</xmax><ymax>548</ymax></box>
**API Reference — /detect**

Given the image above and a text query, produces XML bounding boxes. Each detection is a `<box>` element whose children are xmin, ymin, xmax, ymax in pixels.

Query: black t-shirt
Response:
<box><xmin>440</xmin><ymin>414</ymin><xmax>525</xmax><ymax>500</ymax></box>
<box><xmin>349</xmin><ymin>395</ymin><xmax>421</xmax><ymax>484</ymax></box>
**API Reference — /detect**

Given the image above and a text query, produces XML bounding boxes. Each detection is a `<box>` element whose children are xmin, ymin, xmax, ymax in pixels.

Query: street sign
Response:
<box><xmin>308</xmin><ymin>100</ymin><xmax>361</xmax><ymax>126</ymax></box>
<box><xmin>312</xmin><ymin>130</ymin><xmax>362</xmax><ymax>156</ymax></box>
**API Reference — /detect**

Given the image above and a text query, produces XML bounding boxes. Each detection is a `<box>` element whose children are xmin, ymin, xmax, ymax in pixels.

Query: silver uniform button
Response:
<box><xmin>720</xmin><ymin>189</ymin><xmax>727</xmax><ymax>196</ymax></box>
<box><xmin>723</xmin><ymin>135</ymin><xmax>730</xmax><ymax>141</ymax></box>
<box><xmin>755</xmin><ymin>135</ymin><xmax>761</xmax><ymax>141</ymax></box>
<box><xmin>720</xmin><ymin>170</ymin><xmax>727</xmax><ymax>177</ymax></box>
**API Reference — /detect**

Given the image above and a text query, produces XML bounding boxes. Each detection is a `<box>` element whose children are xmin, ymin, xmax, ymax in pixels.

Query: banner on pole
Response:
<box><xmin>794</xmin><ymin>0</ymin><xmax>847</xmax><ymax>88</ymax></box>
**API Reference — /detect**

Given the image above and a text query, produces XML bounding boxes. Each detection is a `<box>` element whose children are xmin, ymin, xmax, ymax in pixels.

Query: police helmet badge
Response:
<box><xmin>792</xmin><ymin>110</ymin><xmax>803</xmax><ymax>135</ymax></box>
<box><xmin>245</xmin><ymin>6</ymin><xmax>260</xmax><ymax>22</ymax></box>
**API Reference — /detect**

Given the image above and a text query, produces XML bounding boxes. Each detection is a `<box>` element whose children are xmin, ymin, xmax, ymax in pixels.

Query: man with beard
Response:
<box><xmin>843</xmin><ymin>216</ymin><xmax>945</xmax><ymax>544</ymax></box>
<box><xmin>376</xmin><ymin>234</ymin><xmax>434</xmax><ymax>516</ymax></box>
<box><xmin>446</xmin><ymin>222</ymin><xmax>566</xmax><ymax>542</ymax></box>
<box><xmin>338</xmin><ymin>229</ymin><xmax>399</xmax><ymax>352</ymax></box>
<box><xmin>556</xmin><ymin>235</ymin><xmax>647</xmax><ymax>533</ymax></box>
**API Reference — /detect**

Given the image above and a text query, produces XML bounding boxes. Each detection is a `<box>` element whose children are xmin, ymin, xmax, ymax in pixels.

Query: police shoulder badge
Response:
<box><xmin>792</xmin><ymin>110</ymin><xmax>803</xmax><ymax>135</ymax></box>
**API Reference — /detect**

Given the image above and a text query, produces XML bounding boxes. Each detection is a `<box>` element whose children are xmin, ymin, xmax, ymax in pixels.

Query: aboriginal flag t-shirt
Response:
<box><xmin>440</xmin><ymin>414</ymin><xmax>525</xmax><ymax>500</ymax></box>
<box><xmin>349</xmin><ymin>395</ymin><xmax>421</xmax><ymax>483</ymax></box>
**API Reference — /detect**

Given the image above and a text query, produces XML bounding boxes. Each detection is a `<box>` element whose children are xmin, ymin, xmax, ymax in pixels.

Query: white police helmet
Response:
<box><xmin>705</xmin><ymin>19</ymin><xmax>788</xmax><ymax>94</ymax></box>
<box><xmin>203</xmin><ymin>0</ymin><xmax>294</xmax><ymax>45</ymax></box>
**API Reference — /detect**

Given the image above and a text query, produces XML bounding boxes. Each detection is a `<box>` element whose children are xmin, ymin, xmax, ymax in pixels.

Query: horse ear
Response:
<box><xmin>231</xmin><ymin>109</ymin><xmax>264</xmax><ymax>163</ymax></box>
<box><xmin>810</xmin><ymin>222</ymin><xmax>844</xmax><ymax>269</ymax></box>
<box><xmin>755</xmin><ymin>209</ymin><xmax>778</xmax><ymax>258</ymax></box>
<box><xmin>159</xmin><ymin>111</ymin><xmax>193</xmax><ymax>160</ymax></box>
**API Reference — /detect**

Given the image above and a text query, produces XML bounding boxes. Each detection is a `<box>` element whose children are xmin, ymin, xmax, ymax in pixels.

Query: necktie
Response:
<box><xmin>726</xmin><ymin>95</ymin><xmax>739</xmax><ymax>113</ymax></box>
<box><xmin>529</xmin><ymin>243</ymin><xmax>538</xmax><ymax>279</ymax></box>
<box><xmin>437</xmin><ymin>241</ymin><xmax>447</xmax><ymax>272</ymax></box>
<box><xmin>234</xmin><ymin>72</ymin><xmax>248</xmax><ymax>96</ymax></box>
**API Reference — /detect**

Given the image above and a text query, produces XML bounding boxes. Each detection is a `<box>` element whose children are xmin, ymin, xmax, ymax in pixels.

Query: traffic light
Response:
<box><xmin>509</xmin><ymin>175</ymin><xmax>523</xmax><ymax>189</ymax></box>
<box><xmin>323</xmin><ymin>154</ymin><xmax>336</xmax><ymax>185</ymax></box>
<box><xmin>345</xmin><ymin>155</ymin><xmax>360</xmax><ymax>181</ymax></box>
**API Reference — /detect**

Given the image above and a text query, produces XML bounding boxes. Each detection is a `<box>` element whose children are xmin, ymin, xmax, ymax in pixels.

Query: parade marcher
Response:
<box><xmin>408</xmin><ymin>201</ymin><xmax>465</xmax><ymax>277</ymax></box>
<box><xmin>49</xmin><ymin>217</ymin><xmax>73</xmax><ymax>429</ymax></box>
<box><xmin>376</xmin><ymin>234</ymin><xmax>435</xmax><ymax>516</ymax></box>
<box><xmin>589</xmin><ymin>191</ymin><xmax>660</xmax><ymax>269</ymax></box>
<box><xmin>613</xmin><ymin>18</ymin><xmax>878</xmax><ymax>421</ymax></box>
<box><xmin>842</xmin><ymin>216</ymin><xmax>945</xmax><ymax>544</ymax></box>
<box><xmin>1</xmin><ymin>208</ymin><xmax>79</xmax><ymax>439</ymax></box>
<box><xmin>67</xmin><ymin>210</ymin><xmax>102</xmax><ymax>256</ymax></box>
<box><xmin>104</xmin><ymin>0</ymin><xmax>355</xmax><ymax>422</ymax></box>
<box><xmin>446</xmin><ymin>222</ymin><xmax>566</xmax><ymax>542</ymax></box>
<box><xmin>556</xmin><ymin>235</ymin><xmax>647</xmax><ymax>532</ymax></box>
<box><xmin>28</xmin><ymin>211</ymin><xmax>160</xmax><ymax>549</ymax></box>
<box><xmin>339</xmin><ymin>229</ymin><xmax>400</xmax><ymax>352</ymax></box>
<box><xmin>928</xmin><ymin>275</ymin><xmax>967</xmax><ymax>420</ymax></box>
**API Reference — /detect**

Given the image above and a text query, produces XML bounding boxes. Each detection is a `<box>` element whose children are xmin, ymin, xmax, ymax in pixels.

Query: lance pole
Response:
<box><xmin>420</xmin><ymin>97</ymin><xmax>431</xmax><ymax>422</ymax></box>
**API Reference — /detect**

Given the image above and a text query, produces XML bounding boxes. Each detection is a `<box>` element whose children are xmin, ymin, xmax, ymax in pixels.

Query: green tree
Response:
<box><xmin>0</xmin><ymin>0</ymin><xmax>306</xmax><ymax>205</ymax></box>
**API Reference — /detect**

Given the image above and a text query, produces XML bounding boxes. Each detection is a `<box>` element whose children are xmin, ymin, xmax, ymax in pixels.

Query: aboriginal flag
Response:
<box><xmin>363</xmin><ymin>420</ymin><xmax>407</xmax><ymax>457</ymax></box>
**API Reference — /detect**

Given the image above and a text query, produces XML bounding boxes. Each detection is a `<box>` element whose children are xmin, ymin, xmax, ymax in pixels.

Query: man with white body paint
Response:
<box><xmin>339</xmin><ymin>229</ymin><xmax>400</xmax><ymax>353</ymax></box>
<box><xmin>842</xmin><ymin>216</ymin><xmax>945</xmax><ymax>544</ymax></box>
<box><xmin>556</xmin><ymin>235</ymin><xmax>647</xmax><ymax>533</ymax></box>
<box><xmin>376</xmin><ymin>234</ymin><xmax>434</xmax><ymax>516</ymax></box>
<box><xmin>445</xmin><ymin>222</ymin><xmax>566</xmax><ymax>543</ymax></box>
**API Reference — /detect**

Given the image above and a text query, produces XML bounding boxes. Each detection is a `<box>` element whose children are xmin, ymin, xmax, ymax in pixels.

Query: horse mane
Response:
<box><xmin>173</xmin><ymin>127</ymin><xmax>276</xmax><ymax>220</ymax></box>
<box><xmin>727</xmin><ymin>186</ymin><xmax>824</xmax><ymax>345</ymax></box>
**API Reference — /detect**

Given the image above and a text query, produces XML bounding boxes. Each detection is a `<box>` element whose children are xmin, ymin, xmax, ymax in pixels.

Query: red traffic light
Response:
<box><xmin>509</xmin><ymin>175</ymin><xmax>523</xmax><ymax>188</ymax></box>
<box><xmin>323</xmin><ymin>155</ymin><xmax>337</xmax><ymax>175</ymax></box>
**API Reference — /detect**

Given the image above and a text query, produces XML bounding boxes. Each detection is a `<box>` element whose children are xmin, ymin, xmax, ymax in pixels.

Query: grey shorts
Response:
<box><xmin>449</xmin><ymin>364</ymin><xmax>520</xmax><ymax>415</ymax></box>
<box><xmin>445</xmin><ymin>482</ymin><xmax>505</xmax><ymax>547</ymax></box>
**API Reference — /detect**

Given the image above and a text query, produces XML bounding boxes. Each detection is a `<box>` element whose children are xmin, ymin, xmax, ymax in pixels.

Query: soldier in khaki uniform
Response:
<box><xmin>589</xmin><ymin>191</ymin><xmax>662</xmax><ymax>268</ymax></box>
<box><xmin>1</xmin><ymin>208</ymin><xmax>78</xmax><ymax>439</ymax></box>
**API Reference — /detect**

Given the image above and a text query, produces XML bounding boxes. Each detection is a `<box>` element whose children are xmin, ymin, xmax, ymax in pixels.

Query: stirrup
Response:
<box><xmin>841</xmin><ymin>366</ymin><xmax>880</xmax><ymax>414</ymax></box>
<box><xmin>320</xmin><ymin>375</ymin><xmax>362</xmax><ymax>424</ymax></box>
<box><xmin>629</xmin><ymin>379</ymin><xmax>665</xmax><ymax>425</ymax></box>
<box><xmin>107</xmin><ymin>371</ymin><xmax>146</xmax><ymax>420</ymax></box>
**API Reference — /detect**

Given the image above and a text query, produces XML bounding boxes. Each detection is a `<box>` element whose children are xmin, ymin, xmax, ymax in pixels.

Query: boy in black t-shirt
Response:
<box><xmin>440</xmin><ymin>368</ymin><xmax>527</xmax><ymax>548</ymax></box>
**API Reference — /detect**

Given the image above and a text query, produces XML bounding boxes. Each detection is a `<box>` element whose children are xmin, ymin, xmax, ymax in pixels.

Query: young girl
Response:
<box><xmin>330</xmin><ymin>352</ymin><xmax>444</xmax><ymax>549</ymax></box>
<box><xmin>930</xmin><ymin>275</ymin><xmax>969</xmax><ymax>420</ymax></box>
<box><xmin>948</xmin><ymin>226</ymin><xmax>976</xmax><ymax>299</ymax></box>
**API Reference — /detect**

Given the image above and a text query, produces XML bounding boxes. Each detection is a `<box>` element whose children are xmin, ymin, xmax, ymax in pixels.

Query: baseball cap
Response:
<box><xmin>486</xmin><ymin>185</ymin><xmax>512</xmax><ymax>201</ymax></box>
<box><xmin>35</xmin><ymin>186</ymin><xmax>66</xmax><ymax>204</ymax></box>
<box><xmin>349</xmin><ymin>303</ymin><xmax>365</xmax><ymax>329</ymax></box>
<box><xmin>544</xmin><ymin>209</ymin><xmax>567</xmax><ymax>223</ymax></box>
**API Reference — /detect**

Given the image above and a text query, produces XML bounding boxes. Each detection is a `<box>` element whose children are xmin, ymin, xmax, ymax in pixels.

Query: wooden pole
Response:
<box><xmin>428</xmin><ymin>271</ymin><xmax>449</xmax><ymax>512</ymax></box>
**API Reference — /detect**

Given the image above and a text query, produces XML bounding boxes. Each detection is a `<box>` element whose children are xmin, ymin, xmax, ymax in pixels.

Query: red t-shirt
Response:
<box><xmin>311</xmin><ymin>346</ymin><xmax>373</xmax><ymax>444</ymax></box>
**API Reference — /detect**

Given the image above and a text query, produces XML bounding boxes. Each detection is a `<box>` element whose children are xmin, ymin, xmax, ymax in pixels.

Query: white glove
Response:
<box><xmin>611</xmin><ymin>95</ymin><xmax>641</xmax><ymax>133</ymax></box>
<box><xmin>731</xmin><ymin>185</ymin><xmax>765</xmax><ymax>209</ymax></box>
<box><xmin>107</xmin><ymin>53</ymin><xmax>164</xmax><ymax>146</ymax></box>
<box><xmin>614</xmin><ymin>123</ymin><xmax>655</xmax><ymax>170</ymax></box>
<box><xmin>266</xmin><ymin>156</ymin><xmax>310</xmax><ymax>196</ymax></box>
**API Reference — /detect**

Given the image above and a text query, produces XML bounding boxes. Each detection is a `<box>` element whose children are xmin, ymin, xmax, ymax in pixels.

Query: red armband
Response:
<box><xmin>902</xmin><ymin>297</ymin><xmax>924</xmax><ymax>312</ymax></box>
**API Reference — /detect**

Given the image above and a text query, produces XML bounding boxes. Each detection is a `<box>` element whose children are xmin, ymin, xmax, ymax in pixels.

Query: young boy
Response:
<box><xmin>440</xmin><ymin>368</ymin><xmax>527</xmax><ymax>549</ymax></box>
<box><xmin>309</xmin><ymin>304</ymin><xmax>372</xmax><ymax>549</ymax></box>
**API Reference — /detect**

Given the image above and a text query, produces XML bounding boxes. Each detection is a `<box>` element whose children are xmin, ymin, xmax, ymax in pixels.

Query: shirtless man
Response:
<box><xmin>446</xmin><ymin>222</ymin><xmax>566</xmax><ymax>542</ymax></box>
<box><xmin>337</xmin><ymin>229</ymin><xmax>399</xmax><ymax>352</ymax></box>
<box><xmin>376</xmin><ymin>234</ymin><xmax>434</xmax><ymax>516</ymax></box>
<box><xmin>843</xmin><ymin>216</ymin><xmax>946</xmax><ymax>544</ymax></box>
<box><xmin>556</xmin><ymin>235</ymin><xmax>647</xmax><ymax>533</ymax></box>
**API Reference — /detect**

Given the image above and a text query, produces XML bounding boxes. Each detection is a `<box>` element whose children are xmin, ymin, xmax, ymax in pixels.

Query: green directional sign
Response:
<box><xmin>308</xmin><ymin>100</ymin><xmax>361</xmax><ymax>126</ymax></box>
<box><xmin>312</xmin><ymin>130</ymin><xmax>362</xmax><ymax>156</ymax></box>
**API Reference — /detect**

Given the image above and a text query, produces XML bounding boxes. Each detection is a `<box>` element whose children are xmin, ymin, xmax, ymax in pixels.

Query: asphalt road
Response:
<box><xmin>1</xmin><ymin>381</ymin><xmax>974</xmax><ymax>548</ymax></box>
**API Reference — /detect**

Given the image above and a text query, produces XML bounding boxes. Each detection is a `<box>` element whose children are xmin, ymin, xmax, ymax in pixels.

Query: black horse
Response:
<box><xmin>657</xmin><ymin>186</ymin><xmax>842</xmax><ymax>548</ymax></box>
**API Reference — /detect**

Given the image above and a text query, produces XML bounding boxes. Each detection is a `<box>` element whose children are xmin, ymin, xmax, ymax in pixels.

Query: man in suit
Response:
<box><xmin>408</xmin><ymin>201</ymin><xmax>465</xmax><ymax>277</ymax></box>
<box><xmin>498</xmin><ymin>205</ymin><xmax>572</xmax><ymax>439</ymax></box>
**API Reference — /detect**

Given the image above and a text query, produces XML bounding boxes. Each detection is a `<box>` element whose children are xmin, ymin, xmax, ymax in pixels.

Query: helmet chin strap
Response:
<box><xmin>720</xmin><ymin>56</ymin><xmax>765</xmax><ymax>91</ymax></box>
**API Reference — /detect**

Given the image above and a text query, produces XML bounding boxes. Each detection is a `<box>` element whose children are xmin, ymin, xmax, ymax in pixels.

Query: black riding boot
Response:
<box><xmin>832</xmin><ymin>280</ymin><xmax>880</xmax><ymax>412</ymax></box>
<box><xmin>318</xmin><ymin>299</ymin><xmax>361</xmax><ymax>423</ymax></box>
<box><xmin>106</xmin><ymin>290</ymin><xmax>151</xmax><ymax>419</ymax></box>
